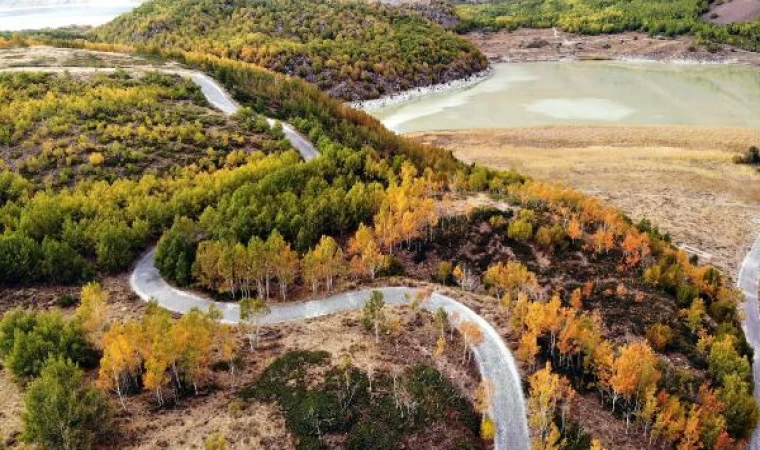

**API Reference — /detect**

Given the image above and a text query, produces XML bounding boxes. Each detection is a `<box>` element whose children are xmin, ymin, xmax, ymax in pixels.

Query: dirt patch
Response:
<box><xmin>0</xmin><ymin>274</ymin><xmax>483</xmax><ymax>449</ymax></box>
<box><xmin>0</xmin><ymin>46</ymin><xmax>171</xmax><ymax>70</ymax></box>
<box><xmin>410</xmin><ymin>126</ymin><xmax>760</xmax><ymax>278</ymax></box>
<box><xmin>467</xmin><ymin>28</ymin><xmax>760</xmax><ymax>65</ymax></box>
<box><xmin>0</xmin><ymin>371</ymin><xmax>23</xmax><ymax>447</ymax></box>
<box><xmin>703</xmin><ymin>0</ymin><xmax>760</xmax><ymax>24</ymax></box>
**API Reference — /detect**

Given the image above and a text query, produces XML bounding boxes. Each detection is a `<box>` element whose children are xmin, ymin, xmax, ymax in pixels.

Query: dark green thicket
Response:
<box><xmin>734</xmin><ymin>146</ymin><xmax>760</xmax><ymax>166</ymax></box>
<box><xmin>0</xmin><ymin>309</ymin><xmax>97</xmax><ymax>381</ymax></box>
<box><xmin>241</xmin><ymin>351</ymin><xmax>482</xmax><ymax>450</ymax></box>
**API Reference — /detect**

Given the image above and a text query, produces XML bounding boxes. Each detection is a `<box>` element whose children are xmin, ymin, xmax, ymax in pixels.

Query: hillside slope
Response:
<box><xmin>456</xmin><ymin>0</ymin><xmax>760</xmax><ymax>51</ymax></box>
<box><xmin>92</xmin><ymin>0</ymin><xmax>487</xmax><ymax>100</ymax></box>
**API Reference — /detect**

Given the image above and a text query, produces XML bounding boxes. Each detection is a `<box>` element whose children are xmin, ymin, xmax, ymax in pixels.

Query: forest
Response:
<box><xmin>91</xmin><ymin>0</ymin><xmax>488</xmax><ymax>100</ymax></box>
<box><xmin>455</xmin><ymin>0</ymin><xmax>760</xmax><ymax>51</ymax></box>
<box><xmin>0</xmin><ymin>71</ymin><xmax>289</xmax><ymax>188</ymax></box>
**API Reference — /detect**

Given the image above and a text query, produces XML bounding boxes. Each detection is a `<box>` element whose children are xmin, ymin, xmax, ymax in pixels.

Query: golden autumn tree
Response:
<box><xmin>653</xmin><ymin>391</ymin><xmax>686</xmax><ymax>447</ymax></box>
<box><xmin>272</xmin><ymin>236</ymin><xmax>299</xmax><ymax>300</ymax></box>
<box><xmin>172</xmin><ymin>308</ymin><xmax>215</xmax><ymax>393</ymax></box>
<box><xmin>609</xmin><ymin>342</ymin><xmax>661</xmax><ymax>414</ymax></box>
<box><xmin>302</xmin><ymin>235</ymin><xmax>345</xmax><ymax>293</ymax></box>
<box><xmin>98</xmin><ymin>320</ymin><xmax>143</xmax><ymax>409</ymax></box>
<box><xmin>483</xmin><ymin>260</ymin><xmax>540</xmax><ymax>303</ymax></box>
<box><xmin>373</xmin><ymin>162</ymin><xmax>438</xmax><ymax>253</ymax></box>
<box><xmin>348</xmin><ymin>223</ymin><xmax>385</xmax><ymax>280</ymax></box>
<box><xmin>77</xmin><ymin>281</ymin><xmax>108</xmax><ymax>337</ymax></box>
<box><xmin>142</xmin><ymin>304</ymin><xmax>174</xmax><ymax>406</ymax></box>
<box><xmin>621</xmin><ymin>230</ymin><xmax>651</xmax><ymax>268</ymax></box>
<box><xmin>528</xmin><ymin>363</ymin><xmax>573</xmax><ymax>450</ymax></box>
<box><xmin>458</xmin><ymin>321</ymin><xmax>484</xmax><ymax>364</ymax></box>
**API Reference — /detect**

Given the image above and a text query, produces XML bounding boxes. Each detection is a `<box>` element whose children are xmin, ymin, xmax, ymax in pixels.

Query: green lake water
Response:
<box><xmin>371</xmin><ymin>62</ymin><xmax>760</xmax><ymax>132</ymax></box>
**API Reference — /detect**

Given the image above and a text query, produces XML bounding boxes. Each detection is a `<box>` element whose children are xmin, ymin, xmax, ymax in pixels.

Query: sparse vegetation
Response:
<box><xmin>455</xmin><ymin>0</ymin><xmax>760</xmax><ymax>51</ymax></box>
<box><xmin>0</xmin><ymin>71</ymin><xmax>286</xmax><ymax>189</ymax></box>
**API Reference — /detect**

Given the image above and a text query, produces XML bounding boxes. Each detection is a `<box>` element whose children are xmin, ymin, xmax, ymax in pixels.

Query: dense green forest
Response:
<box><xmin>91</xmin><ymin>0</ymin><xmax>487</xmax><ymax>100</ymax></box>
<box><xmin>0</xmin><ymin>71</ymin><xmax>289</xmax><ymax>188</ymax></box>
<box><xmin>0</xmin><ymin>55</ymin><xmax>514</xmax><ymax>284</ymax></box>
<box><xmin>456</xmin><ymin>0</ymin><xmax>760</xmax><ymax>51</ymax></box>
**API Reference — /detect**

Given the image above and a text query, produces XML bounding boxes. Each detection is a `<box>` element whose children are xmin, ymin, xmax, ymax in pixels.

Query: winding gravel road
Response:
<box><xmin>130</xmin><ymin>249</ymin><xmax>530</xmax><ymax>449</ymax></box>
<box><xmin>5</xmin><ymin>61</ymin><xmax>527</xmax><ymax>447</ymax></box>
<box><xmin>0</xmin><ymin>66</ymin><xmax>319</xmax><ymax>161</ymax></box>
<box><xmin>740</xmin><ymin>235</ymin><xmax>760</xmax><ymax>449</ymax></box>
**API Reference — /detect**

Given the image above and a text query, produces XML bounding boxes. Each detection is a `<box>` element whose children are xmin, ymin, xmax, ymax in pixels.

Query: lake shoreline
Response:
<box><xmin>468</xmin><ymin>28</ymin><xmax>760</xmax><ymax>67</ymax></box>
<box><xmin>349</xmin><ymin>67</ymin><xmax>494</xmax><ymax>112</ymax></box>
<box><xmin>351</xmin><ymin>29</ymin><xmax>760</xmax><ymax>113</ymax></box>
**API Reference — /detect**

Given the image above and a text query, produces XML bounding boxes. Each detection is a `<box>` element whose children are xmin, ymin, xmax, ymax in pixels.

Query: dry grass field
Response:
<box><xmin>412</xmin><ymin>126</ymin><xmax>760</xmax><ymax>277</ymax></box>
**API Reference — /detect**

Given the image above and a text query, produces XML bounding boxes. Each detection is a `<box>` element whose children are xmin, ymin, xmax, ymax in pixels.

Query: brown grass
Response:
<box><xmin>467</xmin><ymin>28</ymin><xmax>760</xmax><ymax>65</ymax></box>
<box><xmin>0</xmin><ymin>274</ymin><xmax>482</xmax><ymax>450</ymax></box>
<box><xmin>411</xmin><ymin>125</ymin><xmax>760</xmax><ymax>277</ymax></box>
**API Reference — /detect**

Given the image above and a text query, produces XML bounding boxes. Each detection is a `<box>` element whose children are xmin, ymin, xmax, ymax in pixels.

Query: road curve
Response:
<box><xmin>130</xmin><ymin>248</ymin><xmax>530</xmax><ymax>450</ymax></box>
<box><xmin>739</xmin><ymin>234</ymin><xmax>760</xmax><ymax>449</ymax></box>
<box><xmin>0</xmin><ymin>66</ymin><xmax>319</xmax><ymax>161</ymax></box>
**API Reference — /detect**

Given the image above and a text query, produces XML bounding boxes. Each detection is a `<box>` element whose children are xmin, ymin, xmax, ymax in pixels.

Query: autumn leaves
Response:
<box><xmin>158</xmin><ymin>162</ymin><xmax>441</xmax><ymax>301</ymax></box>
<box><xmin>99</xmin><ymin>303</ymin><xmax>238</xmax><ymax>408</ymax></box>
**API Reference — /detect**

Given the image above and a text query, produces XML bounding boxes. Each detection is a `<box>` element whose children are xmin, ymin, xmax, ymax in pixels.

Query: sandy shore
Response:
<box><xmin>349</xmin><ymin>67</ymin><xmax>492</xmax><ymax>111</ymax></box>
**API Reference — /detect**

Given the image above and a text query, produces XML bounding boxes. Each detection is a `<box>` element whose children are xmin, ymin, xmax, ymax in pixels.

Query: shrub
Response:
<box><xmin>96</xmin><ymin>221</ymin><xmax>141</xmax><ymax>273</ymax></box>
<box><xmin>645</xmin><ymin>323</ymin><xmax>673</xmax><ymax>351</ymax></box>
<box><xmin>0</xmin><ymin>233</ymin><xmax>42</xmax><ymax>284</ymax></box>
<box><xmin>22</xmin><ymin>358</ymin><xmax>111</xmax><ymax>450</ymax></box>
<box><xmin>0</xmin><ymin>309</ymin><xmax>96</xmax><ymax>380</ymax></box>
<box><xmin>204</xmin><ymin>433</ymin><xmax>228</xmax><ymax>450</ymax></box>
<box><xmin>55</xmin><ymin>294</ymin><xmax>78</xmax><ymax>308</ymax></box>
<box><xmin>41</xmin><ymin>237</ymin><xmax>92</xmax><ymax>284</ymax></box>
<box><xmin>507</xmin><ymin>219</ymin><xmax>533</xmax><ymax>242</ymax></box>
<box><xmin>435</xmin><ymin>261</ymin><xmax>455</xmax><ymax>286</ymax></box>
<box><xmin>734</xmin><ymin>146</ymin><xmax>760</xmax><ymax>166</ymax></box>
<box><xmin>88</xmin><ymin>152</ymin><xmax>105</xmax><ymax>166</ymax></box>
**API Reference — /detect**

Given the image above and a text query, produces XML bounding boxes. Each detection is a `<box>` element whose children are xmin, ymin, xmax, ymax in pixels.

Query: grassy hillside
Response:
<box><xmin>92</xmin><ymin>0</ymin><xmax>487</xmax><ymax>100</ymax></box>
<box><xmin>456</xmin><ymin>0</ymin><xmax>760</xmax><ymax>51</ymax></box>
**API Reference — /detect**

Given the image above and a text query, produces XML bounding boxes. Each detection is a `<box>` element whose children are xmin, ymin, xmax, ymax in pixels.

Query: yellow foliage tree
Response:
<box><xmin>77</xmin><ymin>281</ymin><xmax>108</xmax><ymax>337</ymax></box>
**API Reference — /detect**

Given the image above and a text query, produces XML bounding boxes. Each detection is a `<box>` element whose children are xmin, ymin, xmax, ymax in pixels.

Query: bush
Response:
<box><xmin>734</xmin><ymin>146</ymin><xmax>760</xmax><ymax>166</ymax></box>
<box><xmin>0</xmin><ymin>309</ymin><xmax>96</xmax><ymax>380</ymax></box>
<box><xmin>645</xmin><ymin>323</ymin><xmax>673</xmax><ymax>351</ymax></box>
<box><xmin>96</xmin><ymin>222</ymin><xmax>141</xmax><ymax>273</ymax></box>
<box><xmin>22</xmin><ymin>358</ymin><xmax>111</xmax><ymax>450</ymax></box>
<box><xmin>55</xmin><ymin>294</ymin><xmax>78</xmax><ymax>308</ymax></box>
<box><xmin>41</xmin><ymin>237</ymin><xmax>92</xmax><ymax>284</ymax></box>
<box><xmin>507</xmin><ymin>219</ymin><xmax>533</xmax><ymax>242</ymax></box>
<box><xmin>434</xmin><ymin>261</ymin><xmax>455</xmax><ymax>285</ymax></box>
<box><xmin>0</xmin><ymin>233</ymin><xmax>41</xmax><ymax>284</ymax></box>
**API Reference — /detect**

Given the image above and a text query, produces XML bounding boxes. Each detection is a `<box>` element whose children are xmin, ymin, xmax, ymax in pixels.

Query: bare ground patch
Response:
<box><xmin>467</xmin><ymin>28</ymin><xmax>760</xmax><ymax>65</ymax></box>
<box><xmin>703</xmin><ymin>0</ymin><xmax>760</xmax><ymax>24</ymax></box>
